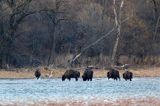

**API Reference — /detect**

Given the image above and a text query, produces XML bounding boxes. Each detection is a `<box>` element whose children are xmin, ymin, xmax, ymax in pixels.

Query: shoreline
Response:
<box><xmin>0</xmin><ymin>76</ymin><xmax>160</xmax><ymax>80</ymax></box>
<box><xmin>0</xmin><ymin>67</ymin><xmax>160</xmax><ymax>78</ymax></box>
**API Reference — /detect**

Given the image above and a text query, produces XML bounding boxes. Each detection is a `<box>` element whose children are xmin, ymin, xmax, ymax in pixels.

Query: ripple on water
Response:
<box><xmin>0</xmin><ymin>77</ymin><xmax>160</xmax><ymax>103</ymax></box>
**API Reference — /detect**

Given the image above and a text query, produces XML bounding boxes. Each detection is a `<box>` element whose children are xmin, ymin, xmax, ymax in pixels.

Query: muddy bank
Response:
<box><xmin>33</xmin><ymin>97</ymin><xmax>160</xmax><ymax>106</ymax></box>
<box><xmin>1</xmin><ymin>97</ymin><xmax>160</xmax><ymax>106</ymax></box>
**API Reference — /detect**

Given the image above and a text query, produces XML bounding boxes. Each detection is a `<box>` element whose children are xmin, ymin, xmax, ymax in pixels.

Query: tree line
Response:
<box><xmin>0</xmin><ymin>0</ymin><xmax>160</xmax><ymax>69</ymax></box>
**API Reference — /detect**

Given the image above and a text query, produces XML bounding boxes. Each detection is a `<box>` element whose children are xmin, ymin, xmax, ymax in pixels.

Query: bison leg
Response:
<box><xmin>130</xmin><ymin>78</ymin><xmax>132</xmax><ymax>81</ymax></box>
<box><xmin>62</xmin><ymin>78</ymin><xmax>65</xmax><ymax>81</ymax></box>
<box><xmin>118</xmin><ymin>77</ymin><xmax>120</xmax><ymax>81</ymax></box>
<box><xmin>75</xmin><ymin>77</ymin><xmax>78</xmax><ymax>81</ymax></box>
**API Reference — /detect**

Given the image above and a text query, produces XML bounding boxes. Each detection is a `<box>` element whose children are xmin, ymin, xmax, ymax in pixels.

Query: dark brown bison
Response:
<box><xmin>34</xmin><ymin>69</ymin><xmax>41</xmax><ymax>79</ymax></box>
<box><xmin>107</xmin><ymin>68</ymin><xmax>120</xmax><ymax>80</ymax></box>
<box><xmin>62</xmin><ymin>69</ymin><xmax>80</xmax><ymax>81</ymax></box>
<box><xmin>123</xmin><ymin>71</ymin><xmax>133</xmax><ymax>81</ymax></box>
<box><xmin>82</xmin><ymin>68</ymin><xmax>93</xmax><ymax>81</ymax></box>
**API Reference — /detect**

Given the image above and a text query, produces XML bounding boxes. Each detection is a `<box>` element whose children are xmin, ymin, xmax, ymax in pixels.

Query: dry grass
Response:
<box><xmin>131</xmin><ymin>67</ymin><xmax>160</xmax><ymax>77</ymax></box>
<box><xmin>0</xmin><ymin>70</ymin><xmax>34</xmax><ymax>79</ymax></box>
<box><xmin>0</xmin><ymin>67</ymin><xmax>160</xmax><ymax>78</ymax></box>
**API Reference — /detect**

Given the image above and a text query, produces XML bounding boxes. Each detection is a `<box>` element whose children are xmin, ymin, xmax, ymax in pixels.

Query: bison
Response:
<box><xmin>107</xmin><ymin>68</ymin><xmax>120</xmax><ymax>80</ymax></box>
<box><xmin>82</xmin><ymin>68</ymin><xmax>93</xmax><ymax>81</ymax></box>
<box><xmin>123</xmin><ymin>71</ymin><xmax>133</xmax><ymax>81</ymax></box>
<box><xmin>34</xmin><ymin>69</ymin><xmax>41</xmax><ymax>79</ymax></box>
<box><xmin>62</xmin><ymin>69</ymin><xmax>80</xmax><ymax>81</ymax></box>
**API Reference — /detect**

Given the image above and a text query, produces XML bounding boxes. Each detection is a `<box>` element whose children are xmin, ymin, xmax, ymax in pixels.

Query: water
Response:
<box><xmin>0</xmin><ymin>77</ymin><xmax>160</xmax><ymax>104</ymax></box>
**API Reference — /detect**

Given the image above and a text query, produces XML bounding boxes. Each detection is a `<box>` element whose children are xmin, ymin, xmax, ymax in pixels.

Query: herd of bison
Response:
<box><xmin>35</xmin><ymin>67</ymin><xmax>133</xmax><ymax>81</ymax></box>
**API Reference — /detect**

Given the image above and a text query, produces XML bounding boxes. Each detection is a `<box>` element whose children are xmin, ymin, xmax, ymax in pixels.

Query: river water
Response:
<box><xmin>0</xmin><ymin>77</ymin><xmax>160</xmax><ymax>104</ymax></box>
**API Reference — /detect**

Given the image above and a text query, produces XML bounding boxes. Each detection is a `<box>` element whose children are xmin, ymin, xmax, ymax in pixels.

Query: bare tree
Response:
<box><xmin>0</xmin><ymin>0</ymin><xmax>62</xmax><ymax>68</ymax></box>
<box><xmin>46</xmin><ymin>0</ymin><xmax>67</xmax><ymax>66</ymax></box>
<box><xmin>151</xmin><ymin>0</ymin><xmax>158</xmax><ymax>20</ymax></box>
<box><xmin>151</xmin><ymin>0</ymin><xmax>160</xmax><ymax>40</ymax></box>
<box><xmin>0</xmin><ymin>0</ymin><xmax>33</xmax><ymax>68</ymax></box>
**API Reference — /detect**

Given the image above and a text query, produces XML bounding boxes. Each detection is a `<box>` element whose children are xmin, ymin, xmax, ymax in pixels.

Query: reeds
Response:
<box><xmin>1</xmin><ymin>67</ymin><xmax>160</xmax><ymax>78</ymax></box>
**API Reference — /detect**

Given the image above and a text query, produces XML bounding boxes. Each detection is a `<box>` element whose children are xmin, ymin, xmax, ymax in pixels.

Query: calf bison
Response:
<box><xmin>82</xmin><ymin>68</ymin><xmax>93</xmax><ymax>81</ymax></box>
<box><xmin>123</xmin><ymin>71</ymin><xmax>133</xmax><ymax>81</ymax></box>
<box><xmin>107</xmin><ymin>68</ymin><xmax>120</xmax><ymax>80</ymax></box>
<box><xmin>62</xmin><ymin>69</ymin><xmax>80</xmax><ymax>81</ymax></box>
<box><xmin>34</xmin><ymin>69</ymin><xmax>41</xmax><ymax>79</ymax></box>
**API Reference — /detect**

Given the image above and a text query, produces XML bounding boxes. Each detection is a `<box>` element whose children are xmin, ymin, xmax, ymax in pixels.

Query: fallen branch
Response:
<box><xmin>71</xmin><ymin>15</ymin><xmax>132</xmax><ymax>65</ymax></box>
<box><xmin>71</xmin><ymin>28</ymin><xmax>115</xmax><ymax>64</ymax></box>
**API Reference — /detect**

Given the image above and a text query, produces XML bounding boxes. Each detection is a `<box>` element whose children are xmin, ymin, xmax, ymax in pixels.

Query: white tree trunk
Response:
<box><xmin>111</xmin><ymin>0</ymin><xmax>124</xmax><ymax>66</ymax></box>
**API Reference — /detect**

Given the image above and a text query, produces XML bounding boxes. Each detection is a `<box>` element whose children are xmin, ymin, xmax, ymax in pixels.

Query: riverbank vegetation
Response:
<box><xmin>0</xmin><ymin>0</ymin><xmax>160</xmax><ymax>69</ymax></box>
<box><xmin>0</xmin><ymin>67</ymin><xmax>160</xmax><ymax>78</ymax></box>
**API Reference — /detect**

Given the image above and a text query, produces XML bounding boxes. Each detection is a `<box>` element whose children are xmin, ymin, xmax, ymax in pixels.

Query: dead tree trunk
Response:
<box><xmin>153</xmin><ymin>15</ymin><xmax>160</xmax><ymax>40</ymax></box>
<box><xmin>111</xmin><ymin>0</ymin><xmax>124</xmax><ymax>66</ymax></box>
<box><xmin>47</xmin><ymin>17</ymin><xmax>56</xmax><ymax>66</ymax></box>
<box><xmin>47</xmin><ymin>0</ymin><xmax>66</xmax><ymax>66</ymax></box>
<box><xmin>152</xmin><ymin>0</ymin><xmax>159</xmax><ymax>40</ymax></box>
<box><xmin>152</xmin><ymin>0</ymin><xmax>158</xmax><ymax>20</ymax></box>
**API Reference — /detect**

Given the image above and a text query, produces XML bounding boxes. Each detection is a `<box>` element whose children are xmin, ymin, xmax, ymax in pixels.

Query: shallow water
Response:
<box><xmin>0</xmin><ymin>77</ymin><xmax>160</xmax><ymax>104</ymax></box>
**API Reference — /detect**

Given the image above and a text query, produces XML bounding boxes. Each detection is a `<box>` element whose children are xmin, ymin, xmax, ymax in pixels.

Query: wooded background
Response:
<box><xmin>0</xmin><ymin>0</ymin><xmax>160</xmax><ymax>68</ymax></box>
